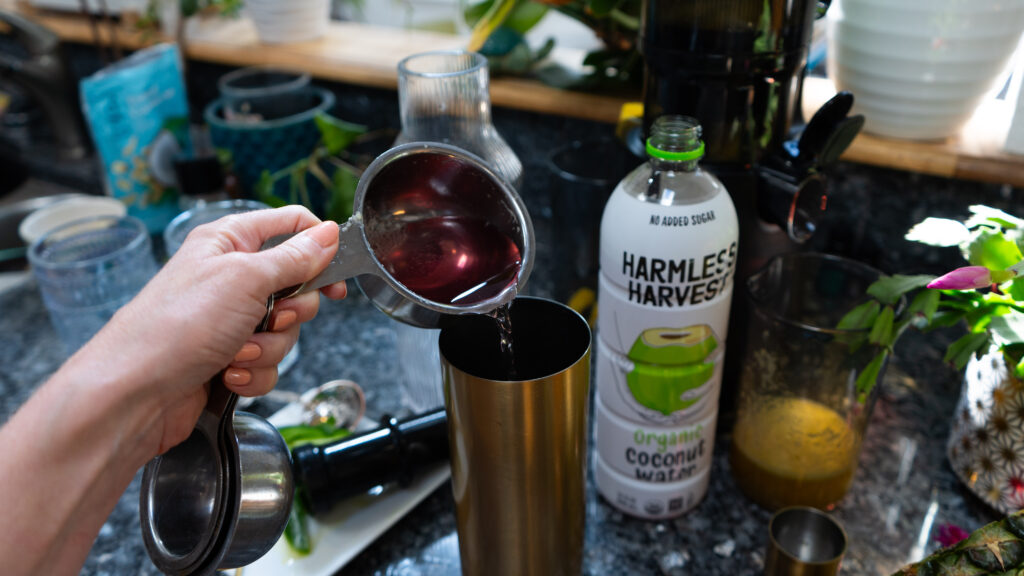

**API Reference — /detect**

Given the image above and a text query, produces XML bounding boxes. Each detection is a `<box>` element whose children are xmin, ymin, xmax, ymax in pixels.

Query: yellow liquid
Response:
<box><xmin>730</xmin><ymin>397</ymin><xmax>859</xmax><ymax>510</ymax></box>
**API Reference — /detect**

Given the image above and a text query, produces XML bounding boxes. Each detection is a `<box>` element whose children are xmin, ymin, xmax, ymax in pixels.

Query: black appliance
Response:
<box><xmin>638</xmin><ymin>0</ymin><xmax>864</xmax><ymax>417</ymax></box>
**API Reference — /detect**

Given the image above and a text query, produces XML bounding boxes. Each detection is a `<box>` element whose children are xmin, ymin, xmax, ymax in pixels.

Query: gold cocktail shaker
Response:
<box><xmin>440</xmin><ymin>297</ymin><xmax>591</xmax><ymax>576</ymax></box>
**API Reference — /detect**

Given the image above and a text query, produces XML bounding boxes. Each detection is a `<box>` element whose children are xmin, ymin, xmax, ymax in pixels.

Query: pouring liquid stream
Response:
<box><xmin>489</xmin><ymin>302</ymin><xmax>516</xmax><ymax>380</ymax></box>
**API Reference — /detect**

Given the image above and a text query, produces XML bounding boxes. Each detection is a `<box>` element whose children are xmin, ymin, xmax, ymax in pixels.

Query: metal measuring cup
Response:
<box><xmin>270</xmin><ymin>141</ymin><xmax>534</xmax><ymax>327</ymax></box>
<box><xmin>139</xmin><ymin>142</ymin><xmax>534</xmax><ymax>574</ymax></box>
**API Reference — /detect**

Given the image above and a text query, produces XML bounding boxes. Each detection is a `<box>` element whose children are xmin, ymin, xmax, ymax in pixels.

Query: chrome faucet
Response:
<box><xmin>0</xmin><ymin>11</ymin><xmax>90</xmax><ymax>159</ymax></box>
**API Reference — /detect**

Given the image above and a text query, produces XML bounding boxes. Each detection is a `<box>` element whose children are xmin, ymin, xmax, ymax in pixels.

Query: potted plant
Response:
<box><xmin>464</xmin><ymin>0</ymin><xmax>642</xmax><ymax>90</ymax></box>
<box><xmin>842</xmin><ymin>205</ymin><xmax>1024</xmax><ymax>514</ymax></box>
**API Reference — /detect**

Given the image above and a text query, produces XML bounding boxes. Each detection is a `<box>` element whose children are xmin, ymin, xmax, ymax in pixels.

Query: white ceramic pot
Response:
<box><xmin>947</xmin><ymin>348</ymin><xmax>1024</xmax><ymax>514</ymax></box>
<box><xmin>247</xmin><ymin>0</ymin><xmax>330</xmax><ymax>44</ymax></box>
<box><xmin>828</xmin><ymin>0</ymin><xmax>1024</xmax><ymax>140</ymax></box>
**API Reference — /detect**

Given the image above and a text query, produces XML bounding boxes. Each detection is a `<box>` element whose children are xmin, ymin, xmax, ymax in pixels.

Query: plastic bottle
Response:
<box><xmin>594</xmin><ymin>115</ymin><xmax>739</xmax><ymax>519</ymax></box>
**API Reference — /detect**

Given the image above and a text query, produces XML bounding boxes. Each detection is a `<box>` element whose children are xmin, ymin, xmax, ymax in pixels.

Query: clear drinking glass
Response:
<box><xmin>28</xmin><ymin>215</ymin><xmax>158</xmax><ymax>355</ymax></box>
<box><xmin>391</xmin><ymin>49</ymin><xmax>523</xmax><ymax>413</ymax></box>
<box><xmin>730</xmin><ymin>252</ymin><xmax>889</xmax><ymax>511</ymax></box>
<box><xmin>163</xmin><ymin>199</ymin><xmax>269</xmax><ymax>258</ymax></box>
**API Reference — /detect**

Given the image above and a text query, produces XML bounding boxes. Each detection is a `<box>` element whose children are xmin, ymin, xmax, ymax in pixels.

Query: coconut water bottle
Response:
<box><xmin>594</xmin><ymin>115</ymin><xmax>738</xmax><ymax>519</ymax></box>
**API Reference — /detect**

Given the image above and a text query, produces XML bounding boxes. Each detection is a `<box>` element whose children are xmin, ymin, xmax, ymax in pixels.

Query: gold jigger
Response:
<box><xmin>439</xmin><ymin>297</ymin><xmax>591</xmax><ymax>576</ymax></box>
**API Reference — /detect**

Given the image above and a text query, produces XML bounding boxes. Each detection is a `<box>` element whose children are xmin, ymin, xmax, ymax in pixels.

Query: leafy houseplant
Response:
<box><xmin>839</xmin><ymin>205</ymin><xmax>1024</xmax><ymax>402</ymax></box>
<box><xmin>249</xmin><ymin>113</ymin><xmax>371</xmax><ymax>223</ymax></box>
<box><xmin>464</xmin><ymin>0</ymin><xmax>642</xmax><ymax>91</ymax></box>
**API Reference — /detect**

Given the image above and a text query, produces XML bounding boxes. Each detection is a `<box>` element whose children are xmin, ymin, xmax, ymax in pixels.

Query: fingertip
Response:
<box><xmin>270</xmin><ymin>309</ymin><xmax>299</xmax><ymax>332</ymax></box>
<box><xmin>224</xmin><ymin>368</ymin><xmax>252</xmax><ymax>387</ymax></box>
<box><xmin>322</xmin><ymin>281</ymin><xmax>348</xmax><ymax>300</ymax></box>
<box><xmin>307</xmin><ymin>220</ymin><xmax>339</xmax><ymax>249</ymax></box>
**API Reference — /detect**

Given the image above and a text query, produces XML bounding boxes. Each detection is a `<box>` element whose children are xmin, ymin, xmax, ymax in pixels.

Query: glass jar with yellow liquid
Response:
<box><xmin>730</xmin><ymin>253</ymin><xmax>888</xmax><ymax>511</ymax></box>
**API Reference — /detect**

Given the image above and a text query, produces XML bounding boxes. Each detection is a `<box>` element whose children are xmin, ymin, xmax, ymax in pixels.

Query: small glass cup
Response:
<box><xmin>546</xmin><ymin>137</ymin><xmax>635</xmax><ymax>300</ymax></box>
<box><xmin>163</xmin><ymin>199</ymin><xmax>269</xmax><ymax>258</ymax></box>
<box><xmin>28</xmin><ymin>215</ymin><xmax>158</xmax><ymax>355</ymax></box>
<box><xmin>730</xmin><ymin>252</ymin><xmax>889</xmax><ymax>510</ymax></box>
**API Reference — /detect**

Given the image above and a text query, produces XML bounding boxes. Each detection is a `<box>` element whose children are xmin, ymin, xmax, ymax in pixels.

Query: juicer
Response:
<box><xmin>637</xmin><ymin>0</ymin><xmax>864</xmax><ymax>413</ymax></box>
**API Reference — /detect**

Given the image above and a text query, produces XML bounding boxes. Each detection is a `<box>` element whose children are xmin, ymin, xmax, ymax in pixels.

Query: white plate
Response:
<box><xmin>240</xmin><ymin>394</ymin><xmax>451</xmax><ymax>576</ymax></box>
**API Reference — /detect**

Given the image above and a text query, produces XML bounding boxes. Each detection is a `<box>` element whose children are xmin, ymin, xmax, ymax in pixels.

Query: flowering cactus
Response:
<box><xmin>841</xmin><ymin>205</ymin><xmax>1024</xmax><ymax>396</ymax></box>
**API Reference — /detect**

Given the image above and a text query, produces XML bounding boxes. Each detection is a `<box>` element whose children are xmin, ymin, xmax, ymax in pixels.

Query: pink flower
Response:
<box><xmin>927</xmin><ymin>266</ymin><xmax>992</xmax><ymax>290</ymax></box>
<box><xmin>934</xmin><ymin>523</ymin><xmax>970</xmax><ymax>548</ymax></box>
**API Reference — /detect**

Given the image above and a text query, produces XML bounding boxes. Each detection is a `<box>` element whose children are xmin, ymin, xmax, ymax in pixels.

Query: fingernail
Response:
<box><xmin>307</xmin><ymin>221</ymin><xmax>338</xmax><ymax>249</ymax></box>
<box><xmin>233</xmin><ymin>342</ymin><xmax>262</xmax><ymax>363</ymax></box>
<box><xmin>224</xmin><ymin>368</ymin><xmax>252</xmax><ymax>387</ymax></box>
<box><xmin>272</xmin><ymin>309</ymin><xmax>298</xmax><ymax>332</ymax></box>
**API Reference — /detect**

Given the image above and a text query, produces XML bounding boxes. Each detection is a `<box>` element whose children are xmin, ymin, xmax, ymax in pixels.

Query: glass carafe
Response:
<box><xmin>391</xmin><ymin>49</ymin><xmax>523</xmax><ymax>412</ymax></box>
<box><xmin>394</xmin><ymin>50</ymin><xmax>522</xmax><ymax>187</ymax></box>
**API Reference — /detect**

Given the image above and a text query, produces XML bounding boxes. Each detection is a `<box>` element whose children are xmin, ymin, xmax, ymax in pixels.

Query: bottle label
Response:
<box><xmin>595</xmin><ymin>392</ymin><xmax>718</xmax><ymax>483</ymax></box>
<box><xmin>596</xmin><ymin>190</ymin><xmax>738</xmax><ymax>427</ymax></box>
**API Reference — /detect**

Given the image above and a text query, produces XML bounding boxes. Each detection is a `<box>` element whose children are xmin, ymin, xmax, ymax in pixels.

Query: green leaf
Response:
<box><xmin>467</xmin><ymin>0</ymin><xmax>518</xmax><ymax>52</ymax></box>
<box><xmin>988</xmin><ymin>312</ymin><xmax>1024</xmax><ymax>348</ymax></box>
<box><xmin>588</xmin><ymin>0</ymin><xmax>624</xmax><ymax>17</ymax></box>
<box><xmin>906</xmin><ymin>289</ymin><xmax>941</xmax><ymax>323</ymax></box>
<box><xmin>869</xmin><ymin>305</ymin><xmax>896</xmax><ymax>348</ymax></box>
<box><xmin>325</xmin><ymin>165</ymin><xmax>359</xmax><ymax>223</ymax></box>
<box><xmin>923</xmin><ymin>309</ymin><xmax>967</xmax><ymax>331</ymax></box>
<box><xmin>837</xmin><ymin>300</ymin><xmax>881</xmax><ymax>331</ymax></box>
<box><xmin>180</xmin><ymin>0</ymin><xmax>199</xmax><ymax>17</ymax></box>
<box><xmin>463</xmin><ymin>0</ymin><xmax>493</xmax><ymax>26</ymax></box>
<box><xmin>1007</xmin><ymin>277</ymin><xmax>1024</xmax><ymax>302</ymax></box>
<box><xmin>1013</xmin><ymin>353</ymin><xmax>1024</xmax><ymax>380</ymax></box>
<box><xmin>965</xmin><ymin>227</ymin><xmax>1023</xmax><ymax>270</ymax></box>
<box><xmin>836</xmin><ymin>300</ymin><xmax>879</xmax><ymax>351</ymax></box>
<box><xmin>254</xmin><ymin>170</ymin><xmax>287</xmax><ymax>208</ymax></box>
<box><xmin>867</xmin><ymin>274</ymin><xmax>934</xmax><ymax>306</ymax></box>
<box><xmin>966</xmin><ymin>204</ymin><xmax>1024</xmax><ymax>230</ymax></box>
<box><xmin>856</xmin><ymin>350</ymin><xmax>888</xmax><ymax>402</ymax></box>
<box><xmin>479</xmin><ymin>26</ymin><xmax>526</xmax><ymax>57</ymax></box>
<box><xmin>214</xmin><ymin>147</ymin><xmax>233</xmax><ymax>167</ymax></box>
<box><xmin>505</xmin><ymin>1</ymin><xmax>548</xmax><ymax>34</ymax></box>
<box><xmin>943</xmin><ymin>332</ymin><xmax>990</xmax><ymax>370</ymax></box>
<box><xmin>284</xmin><ymin>489</ymin><xmax>311</xmax><ymax>555</ymax></box>
<box><xmin>905</xmin><ymin>217</ymin><xmax>972</xmax><ymax>247</ymax></box>
<box><xmin>314</xmin><ymin>113</ymin><xmax>366</xmax><ymax>155</ymax></box>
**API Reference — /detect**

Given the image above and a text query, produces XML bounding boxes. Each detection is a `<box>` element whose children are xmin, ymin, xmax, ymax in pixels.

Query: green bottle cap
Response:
<box><xmin>645</xmin><ymin>138</ymin><xmax>706</xmax><ymax>162</ymax></box>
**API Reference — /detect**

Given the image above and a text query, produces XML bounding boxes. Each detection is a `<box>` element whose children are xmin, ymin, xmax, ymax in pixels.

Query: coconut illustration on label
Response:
<box><xmin>625</xmin><ymin>325</ymin><xmax>717</xmax><ymax>415</ymax></box>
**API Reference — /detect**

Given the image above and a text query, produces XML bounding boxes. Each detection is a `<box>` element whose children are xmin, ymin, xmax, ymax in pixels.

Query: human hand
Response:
<box><xmin>83</xmin><ymin>205</ymin><xmax>347</xmax><ymax>457</ymax></box>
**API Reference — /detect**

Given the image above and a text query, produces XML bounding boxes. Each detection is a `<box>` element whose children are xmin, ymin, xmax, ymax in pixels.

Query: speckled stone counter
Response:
<box><xmin>0</xmin><ymin>159</ymin><xmax>1018</xmax><ymax>575</ymax></box>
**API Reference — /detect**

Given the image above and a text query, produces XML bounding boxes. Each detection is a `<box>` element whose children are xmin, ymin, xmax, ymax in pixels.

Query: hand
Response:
<box><xmin>85</xmin><ymin>205</ymin><xmax>348</xmax><ymax>457</ymax></box>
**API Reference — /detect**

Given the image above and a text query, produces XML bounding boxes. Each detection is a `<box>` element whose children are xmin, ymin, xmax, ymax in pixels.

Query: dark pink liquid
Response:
<box><xmin>379</xmin><ymin>215</ymin><xmax>522</xmax><ymax>305</ymax></box>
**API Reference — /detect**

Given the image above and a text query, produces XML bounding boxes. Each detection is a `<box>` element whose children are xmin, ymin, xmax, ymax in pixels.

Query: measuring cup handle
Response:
<box><xmin>263</xmin><ymin>218</ymin><xmax>377</xmax><ymax>301</ymax></box>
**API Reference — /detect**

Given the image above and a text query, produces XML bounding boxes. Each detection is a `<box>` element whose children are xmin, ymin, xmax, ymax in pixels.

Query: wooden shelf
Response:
<box><xmin>803</xmin><ymin>77</ymin><xmax>1024</xmax><ymax>188</ymax></box>
<box><xmin>4</xmin><ymin>0</ymin><xmax>1024</xmax><ymax>186</ymax></box>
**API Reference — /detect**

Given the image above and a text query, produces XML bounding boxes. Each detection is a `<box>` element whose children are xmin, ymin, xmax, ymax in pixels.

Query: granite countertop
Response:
<box><xmin>0</xmin><ymin>132</ymin><xmax>1015</xmax><ymax>574</ymax></box>
<box><xmin>0</xmin><ymin>250</ymin><xmax>1000</xmax><ymax>576</ymax></box>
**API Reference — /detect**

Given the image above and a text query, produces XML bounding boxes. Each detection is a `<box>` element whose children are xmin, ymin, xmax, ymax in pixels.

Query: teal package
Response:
<box><xmin>80</xmin><ymin>43</ymin><xmax>192</xmax><ymax>233</ymax></box>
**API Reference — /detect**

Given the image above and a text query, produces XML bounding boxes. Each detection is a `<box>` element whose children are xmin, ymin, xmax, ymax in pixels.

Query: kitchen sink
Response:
<box><xmin>0</xmin><ymin>179</ymin><xmax>93</xmax><ymax>272</ymax></box>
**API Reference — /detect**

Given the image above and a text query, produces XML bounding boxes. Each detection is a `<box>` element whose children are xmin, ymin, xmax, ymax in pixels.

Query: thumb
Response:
<box><xmin>249</xmin><ymin>221</ymin><xmax>339</xmax><ymax>295</ymax></box>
